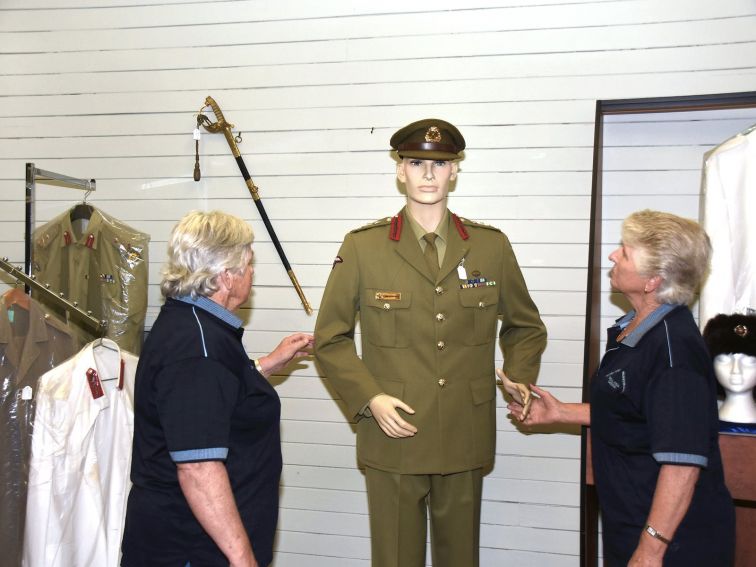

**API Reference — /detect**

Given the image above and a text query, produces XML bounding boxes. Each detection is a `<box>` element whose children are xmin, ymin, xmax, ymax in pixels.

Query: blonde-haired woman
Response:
<box><xmin>509</xmin><ymin>210</ymin><xmax>734</xmax><ymax>566</ymax></box>
<box><xmin>122</xmin><ymin>210</ymin><xmax>313</xmax><ymax>567</ymax></box>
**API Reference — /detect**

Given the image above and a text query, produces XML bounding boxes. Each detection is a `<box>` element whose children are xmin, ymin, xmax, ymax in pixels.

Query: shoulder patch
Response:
<box><xmin>350</xmin><ymin>217</ymin><xmax>392</xmax><ymax>234</ymax></box>
<box><xmin>457</xmin><ymin>217</ymin><xmax>502</xmax><ymax>233</ymax></box>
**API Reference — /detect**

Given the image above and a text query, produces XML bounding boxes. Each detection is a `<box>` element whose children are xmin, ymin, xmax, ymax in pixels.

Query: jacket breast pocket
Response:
<box><xmin>458</xmin><ymin>288</ymin><xmax>498</xmax><ymax>345</ymax></box>
<box><xmin>361</xmin><ymin>289</ymin><xmax>412</xmax><ymax>348</ymax></box>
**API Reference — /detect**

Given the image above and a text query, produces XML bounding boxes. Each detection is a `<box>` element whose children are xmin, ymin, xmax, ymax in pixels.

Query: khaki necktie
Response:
<box><xmin>423</xmin><ymin>233</ymin><xmax>439</xmax><ymax>279</ymax></box>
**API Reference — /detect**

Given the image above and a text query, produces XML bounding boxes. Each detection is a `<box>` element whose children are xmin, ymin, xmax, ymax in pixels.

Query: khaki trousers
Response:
<box><xmin>365</xmin><ymin>467</ymin><xmax>483</xmax><ymax>567</ymax></box>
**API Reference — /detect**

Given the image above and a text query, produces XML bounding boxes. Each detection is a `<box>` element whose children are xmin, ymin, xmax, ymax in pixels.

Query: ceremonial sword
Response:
<box><xmin>194</xmin><ymin>96</ymin><xmax>312</xmax><ymax>315</ymax></box>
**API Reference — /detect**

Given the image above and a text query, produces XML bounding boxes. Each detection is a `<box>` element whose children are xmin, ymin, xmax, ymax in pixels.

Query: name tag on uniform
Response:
<box><xmin>457</xmin><ymin>257</ymin><xmax>467</xmax><ymax>279</ymax></box>
<box><xmin>375</xmin><ymin>291</ymin><xmax>402</xmax><ymax>301</ymax></box>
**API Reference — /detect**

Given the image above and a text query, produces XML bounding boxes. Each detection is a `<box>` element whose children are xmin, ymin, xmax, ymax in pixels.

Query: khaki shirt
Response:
<box><xmin>405</xmin><ymin>208</ymin><xmax>449</xmax><ymax>266</ymax></box>
<box><xmin>32</xmin><ymin>207</ymin><xmax>150</xmax><ymax>354</ymax></box>
<box><xmin>315</xmin><ymin>207</ymin><xmax>547</xmax><ymax>475</ymax></box>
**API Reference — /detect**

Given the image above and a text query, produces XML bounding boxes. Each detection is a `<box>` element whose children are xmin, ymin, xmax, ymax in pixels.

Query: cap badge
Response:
<box><xmin>425</xmin><ymin>126</ymin><xmax>442</xmax><ymax>143</ymax></box>
<box><xmin>734</xmin><ymin>324</ymin><xmax>749</xmax><ymax>338</ymax></box>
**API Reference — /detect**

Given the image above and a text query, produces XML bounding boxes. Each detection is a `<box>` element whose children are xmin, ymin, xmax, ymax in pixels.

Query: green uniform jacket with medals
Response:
<box><xmin>315</xmin><ymin>207</ymin><xmax>547</xmax><ymax>475</ymax></box>
<box><xmin>32</xmin><ymin>207</ymin><xmax>150</xmax><ymax>354</ymax></box>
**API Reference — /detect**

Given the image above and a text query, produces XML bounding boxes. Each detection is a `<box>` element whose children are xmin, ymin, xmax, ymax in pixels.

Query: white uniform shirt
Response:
<box><xmin>23</xmin><ymin>339</ymin><xmax>137</xmax><ymax>567</ymax></box>
<box><xmin>700</xmin><ymin>127</ymin><xmax>756</xmax><ymax>329</ymax></box>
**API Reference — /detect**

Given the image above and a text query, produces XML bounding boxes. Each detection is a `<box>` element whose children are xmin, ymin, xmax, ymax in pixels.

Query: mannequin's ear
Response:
<box><xmin>396</xmin><ymin>161</ymin><xmax>406</xmax><ymax>183</ymax></box>
<box><xmin>450</xmin><ymin>161</ymin><xmax>459</xmax><ymax>181</ymax></box>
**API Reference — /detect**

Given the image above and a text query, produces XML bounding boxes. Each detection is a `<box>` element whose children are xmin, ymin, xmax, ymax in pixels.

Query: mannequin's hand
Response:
<box><xmin>368</xmin><ymin>394</ymin><xmax>417</xmax><ymax>438</ymax></box>
<box><xmin>496</xmin><ymin>369</ymin><xmax>532</xmax><ymax>420</ymax></box>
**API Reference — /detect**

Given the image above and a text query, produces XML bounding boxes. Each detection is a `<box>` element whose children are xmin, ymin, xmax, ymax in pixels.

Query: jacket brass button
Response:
<box><xmin>437</xmin><ymin>340</ymin><xmax>446</xmax><ymax>350</ymax></box>
<box><xmin>438</xmin><ymin>378</ymin><xmax>446</xmax><ymax>387</ymax></box>
<box><xmin>435</xmin><ymin>286</ymin><xmax>444</xmax><ymax>295</ymax></box>
<box><xmin>436</xmin><ymin>313</ymin><xmax>445</xmax><ymax>322</ymax></box>
<box><xmin>383</xmin><ymin>303</ymin><xmax>391</xmax><ymax>310</ymax></box>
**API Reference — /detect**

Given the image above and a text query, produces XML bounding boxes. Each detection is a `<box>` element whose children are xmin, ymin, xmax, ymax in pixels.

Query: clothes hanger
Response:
<box><xmin>70</xmin><ymin>189</ymin><xmax>94</xmax><ymax>222</ymax></box>
<box><xmin>2</xmin><ymin>282</ymin><xmax>30</xmax><ymax>310</ymax></box>
<box><xmin>92</xmin><ymin>337</ymin><xmax>119</xmax><ymax>353</ymax></box>
<box><xmin>91</xmin><ymin>337</ymin><xmax>123</xmax><ymax>384</ymax></box>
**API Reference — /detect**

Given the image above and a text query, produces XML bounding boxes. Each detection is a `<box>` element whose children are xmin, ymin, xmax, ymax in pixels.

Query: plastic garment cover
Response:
<box><xmin>32</xmin><ymin>206</ymin><xmax>150</xmax><ymax>354</ymax></box>
<box><xmin>0</xmin><ymin>297</ymin><xmax>76</xmax><ymax>567</ymax></box>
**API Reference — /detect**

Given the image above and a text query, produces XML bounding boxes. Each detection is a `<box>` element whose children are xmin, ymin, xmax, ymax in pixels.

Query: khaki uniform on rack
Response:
<box><xmin>315</xmin><ymin>118</ymin><xmax>547</xmax><ymax>567</ymax></box>
<box><xmin>0</xmin><ymin>299</ymin><xmax>76</xmax><ymax>567</ymax></box>
<box><xmin>32</xmin><ymin>207</ymin><xmax>150</xmax><ymax>354</ymax></box>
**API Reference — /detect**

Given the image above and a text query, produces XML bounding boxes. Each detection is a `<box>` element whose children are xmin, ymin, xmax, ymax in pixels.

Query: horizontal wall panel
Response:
<box><xmin>0</xmin><ymin>123</ymin><xmax>598</xmax><ymax>157</ymax></box>
<box><xmin>278</xmin><ymin>508</ymin><xmax>368</xmax><ymax>538</ymax></box>
<box><xmin>3</xmin><ymin>69</ymin><xmax>756</xmax><ymax>119</ymax></box>
<box><xmin>3</xmin><ymin>0</ymin><xmax>753</xmax><ymax>34</ymax></box>
<box><xmin>0</xmin><ymin>100</ymin><xmax>597</xmax><ymax>136</ymax></box>
<box><xmin>0</xmin><ymin>148</ymin><xmax>594</xmax><ymax>180</ymax></box>
<box><xmin>6</xmin><ymin>41</ymin><xmax>756</xmax><ymax>97</ymax></box>
<box><xmin>274</xmin><ymin>531</ymin><xmax>368</xmax><ymax>562</ymax></box>
<box><xmin>481</xmin><ymin>524</ymin><xmax>578</xmax><ymax>555</ymax></box>
<box><xmin>279</xmin><ymin>486</ymin><xmax>366</xmax><ymax>515</ymax></box>
<box><xmin>3</xmin><ymin>11</ymin><xmax>754</xmax><ymax>58</ymax></box>
<box><xmin>489</xmin><ymin>454</ymin><xmax>580</xmax><ymax>483</ymax></box>
<box><xmin>485</xmin><ymin>477</ymin><xmax>578</xmax><ymax>507</ymax></box>
<box><xmin>0</xmin><ymin>171</ymin><xmax>593</xmax><ymax>201</ymax></box>
<box><xmin>496</xmin><ymin>430</ymin><xmax>581</xmax><ymax>460</ymax></box>
<box><xmin>273</xmin><ymin>553</ymin><xmax>368</xmax><ymax>567</ymax></box>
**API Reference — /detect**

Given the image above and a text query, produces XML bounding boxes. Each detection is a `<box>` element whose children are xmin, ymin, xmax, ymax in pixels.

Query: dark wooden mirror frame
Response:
<box><xmin>581</xmin><ymin>91</ymin><xmax>756</xmax><ymax>566</ymax></box>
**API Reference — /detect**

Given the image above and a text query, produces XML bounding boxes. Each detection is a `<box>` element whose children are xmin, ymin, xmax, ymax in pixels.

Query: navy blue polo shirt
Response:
<box><xmin>590</xmin><ymin>304</ymin><xmax>734</xmax><ymax>566</ymax></box>
<box><xmin>122</xmin><ymin>296</ymin><xmax>282</xmax><ymax>567</ymax></box>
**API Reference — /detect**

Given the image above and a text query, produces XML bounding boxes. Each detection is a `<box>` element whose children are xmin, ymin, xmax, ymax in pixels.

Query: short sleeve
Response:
<box><xmin>155</xmin><ymin>358</ymin><xmax>240</xmax><ymax>463</ymax></box>
<box><xmin>645</xmin><ymin>368</ymin><xmax>710</xmax><ymax>467</ymax></box>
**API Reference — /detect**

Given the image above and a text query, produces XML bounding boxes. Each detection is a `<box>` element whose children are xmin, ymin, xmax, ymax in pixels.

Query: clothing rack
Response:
<box><xmin>25</xmin><ymin>163</ymin><xmax>96</xmax><ymax>276</ymax></box>
<box><xmin>0</xmin><ymin>257</ymin><xmax>106</xmax><ymax>333</ymax></box>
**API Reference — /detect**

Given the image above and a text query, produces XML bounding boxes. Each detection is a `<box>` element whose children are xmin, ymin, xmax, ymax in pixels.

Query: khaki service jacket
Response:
<box><xmin>32</xmin><ymin>207</ymin><xmax>150</xmax><ymax>354</ymax></box>
<box><xmin>315</xmin><ymin>208</ymin><xmax>547</xmax><ymax>474</ymax></box>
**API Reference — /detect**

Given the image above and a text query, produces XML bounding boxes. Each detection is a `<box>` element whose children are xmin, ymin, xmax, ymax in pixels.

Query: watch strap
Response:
<box><xmin>253</xmin><ymin>358</ymin><xmax>264</xmax><ymax>375</ymax></box>
<box><xmin>644</xmin><ymin>523</ymin><xmax>671</xmax><ymax>545</ymax></box>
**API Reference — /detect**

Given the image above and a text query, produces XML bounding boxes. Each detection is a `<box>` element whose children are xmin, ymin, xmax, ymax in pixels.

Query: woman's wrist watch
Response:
<box><xmin>644</xmin><ymin>524</ymin><xmax>671</xmax><ymax>545</ymax></box>
<box><xmin>253</xmin><ymin>358</ymin><xmax>265</xmax><ymax>375</ymax></box>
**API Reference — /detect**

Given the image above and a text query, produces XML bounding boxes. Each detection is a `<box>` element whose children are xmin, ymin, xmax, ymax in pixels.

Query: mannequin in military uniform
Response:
<box><xmin>314</xmin><ymin>119</ymin><xmax>547</xmax><ymax>567</ymax></box>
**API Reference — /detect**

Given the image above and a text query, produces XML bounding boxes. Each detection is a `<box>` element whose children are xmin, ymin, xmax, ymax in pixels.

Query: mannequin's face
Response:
<box><xmin>713</xmin><ymin>353</ymin><xmax>756</xmax><ymax>393</ymax></box>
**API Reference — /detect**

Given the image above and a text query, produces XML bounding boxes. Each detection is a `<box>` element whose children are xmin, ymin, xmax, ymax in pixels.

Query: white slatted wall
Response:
<box><xmin>1</xmin><ymin>1</ymin><xmax>755</xmax><ymax>565</ymax></box>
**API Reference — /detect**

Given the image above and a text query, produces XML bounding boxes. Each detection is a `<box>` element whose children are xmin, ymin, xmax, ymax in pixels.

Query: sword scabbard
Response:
<box><xmin>198</xmin><ymin>95</ymin><xmax>311</xmax><ymax>315</ymax></box>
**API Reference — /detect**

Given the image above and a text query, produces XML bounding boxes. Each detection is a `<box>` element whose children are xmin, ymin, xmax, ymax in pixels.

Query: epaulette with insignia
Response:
<box><xmin>456</xmin><ymin>216</ymin><xmax>502</xmax><ymax>233</ymax></box>
<box><xmin>34</xmin><ymin>225</ymin><xmax>60</xmax><ymax>249</ymax></box>
<box><xmin>350</xmin><ymin>217</ymin><xmax>393</xmax><ymax>234</ymax></box>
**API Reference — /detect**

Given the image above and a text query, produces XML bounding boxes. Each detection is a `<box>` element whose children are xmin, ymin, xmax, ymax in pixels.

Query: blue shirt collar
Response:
<box><xmin>615</xmin><ymin>303</ymin><xmax>679</xmax><ymax>347</ymax></box>
<box><xmin>175</xmin><ymin>295</ymin><xmax>243</xmax><ymax>329</ymax></box>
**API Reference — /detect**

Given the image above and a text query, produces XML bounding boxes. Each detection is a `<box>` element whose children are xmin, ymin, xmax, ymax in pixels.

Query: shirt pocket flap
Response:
<box><xmin>458</xmin><ymin>288</ymin><xmax>498</xmax><ymax>309</ymax></box>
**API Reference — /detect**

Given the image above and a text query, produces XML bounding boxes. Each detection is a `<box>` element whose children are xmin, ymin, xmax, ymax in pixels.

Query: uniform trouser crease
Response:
<box><xmin>365</xmin><ymin>466</ymin><xmax>482</xmax><ymax>567</ymax></box>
